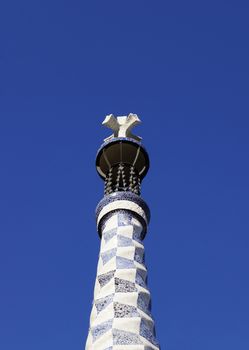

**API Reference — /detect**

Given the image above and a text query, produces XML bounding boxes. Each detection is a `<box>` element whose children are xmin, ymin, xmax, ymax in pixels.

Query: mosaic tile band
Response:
<box><xmin>86</xmin><ymin>201</ymin><xmax>160</xmax><ymax>349</ymax></box>
<box><xmin>96</xmin><ymin>192</ymin><xmax>150</xmax><ymax>238</ymax></box>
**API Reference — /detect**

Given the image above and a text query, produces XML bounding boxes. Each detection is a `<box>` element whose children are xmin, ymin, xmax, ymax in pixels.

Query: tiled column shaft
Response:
<box><xmin>86</xmin><ymin>194</ymin><xmax>160</xmax><ymax>350</ymax></box>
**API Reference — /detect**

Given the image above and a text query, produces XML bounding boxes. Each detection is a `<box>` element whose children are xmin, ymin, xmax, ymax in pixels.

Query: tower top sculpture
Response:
<box><xmin>96</xmin><ymin>113</ymin><xmax>149</xmax><ymax>201</ymax></box>
<box><xmin>102</xmin><ymin>113</ymin><xmax>142</xmax><ymax>142</ymax></box>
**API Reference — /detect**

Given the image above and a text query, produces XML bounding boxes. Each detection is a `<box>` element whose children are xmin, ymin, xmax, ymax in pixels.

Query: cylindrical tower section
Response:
<box><xmin>86</xmin><ymin>114</ymin><xmax>160</xmax><ymax>349</ymax></box>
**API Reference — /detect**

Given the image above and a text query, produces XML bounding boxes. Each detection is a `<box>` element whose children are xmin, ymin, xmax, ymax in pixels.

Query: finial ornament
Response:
<box><xmin>102</xmin><ymin>113</ymin><xmax>142</xmax><ymax>142</ymax></box>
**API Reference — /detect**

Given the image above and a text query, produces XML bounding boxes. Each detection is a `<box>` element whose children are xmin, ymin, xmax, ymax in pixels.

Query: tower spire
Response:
<box><xmin>86</xmin><ymin>114</ymin><xmax>160</xmax><ymax>349</ymax></box>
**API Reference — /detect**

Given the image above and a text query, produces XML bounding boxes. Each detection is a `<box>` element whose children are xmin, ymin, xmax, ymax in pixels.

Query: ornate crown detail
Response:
<box><xmin>102</xmin><ymin>113</ymin><xmax>142</xmax><ymax>142</ymax></box>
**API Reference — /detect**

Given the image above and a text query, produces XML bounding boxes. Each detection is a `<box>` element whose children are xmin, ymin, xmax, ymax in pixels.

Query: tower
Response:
<box><xmin>86</xmin><ymin>114</ymin><xmax>160</xmax><ymax>349</ymax></box>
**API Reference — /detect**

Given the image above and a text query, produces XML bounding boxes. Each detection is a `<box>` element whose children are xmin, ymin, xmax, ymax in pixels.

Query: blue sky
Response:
<box><xmin>1</xmin><ymin>1</ymin><xmax>249</xmax><ymax>349</ymax></box>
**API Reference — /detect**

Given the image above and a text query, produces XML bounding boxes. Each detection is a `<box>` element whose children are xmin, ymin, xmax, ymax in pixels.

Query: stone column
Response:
<box><xmin>86</xmin><ymin>115</ymin><xmax>160</xmax><ymax>350</ymax></box>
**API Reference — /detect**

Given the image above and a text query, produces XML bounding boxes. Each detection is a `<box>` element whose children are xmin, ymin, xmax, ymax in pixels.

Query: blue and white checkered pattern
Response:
<box><xmin>86</xmin><ymin>209</ymin><xmax>160</xmax><ymax>349</ymax></box>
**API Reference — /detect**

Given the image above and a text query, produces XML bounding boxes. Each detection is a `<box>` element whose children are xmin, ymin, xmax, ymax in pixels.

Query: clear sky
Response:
<box><xmin>1</xmin><ymin>1</ymin><xmax>249</xmax><ymax>349</ymax></box>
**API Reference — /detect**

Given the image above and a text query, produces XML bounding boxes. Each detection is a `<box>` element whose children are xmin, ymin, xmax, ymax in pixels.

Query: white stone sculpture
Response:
<box><xmin>102</xmin><ymin>113</ymin><xmax>142</xmax><ymax>142</ymax></box>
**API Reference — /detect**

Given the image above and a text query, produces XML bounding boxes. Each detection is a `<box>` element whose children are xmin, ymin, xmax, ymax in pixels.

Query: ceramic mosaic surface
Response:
<box><xmin>85</xmin><ymin>208</ymin><xmax>160</xmax><ymax>349</ymax></box>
